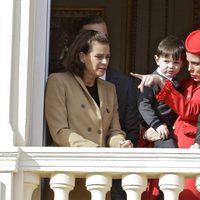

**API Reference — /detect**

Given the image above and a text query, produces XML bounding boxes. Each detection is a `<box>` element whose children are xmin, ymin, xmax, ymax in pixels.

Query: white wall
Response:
<box><xmin>0</xmin><ymin>0</ymin><xmax>50</xmax><ymax>147</ymax></box>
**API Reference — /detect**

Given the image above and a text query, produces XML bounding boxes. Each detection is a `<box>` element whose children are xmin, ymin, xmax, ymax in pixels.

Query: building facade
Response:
<box><xmin>0</xmin><ymin>1</ymin><xmax>200</xmax><ymax>200</ymax></box>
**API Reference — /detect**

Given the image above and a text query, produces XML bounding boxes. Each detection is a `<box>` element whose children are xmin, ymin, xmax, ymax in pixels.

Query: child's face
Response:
<box><xmin>155</xmin><ymin>55</ymin><xmax>183</xmax><ymax>78</ymax></box>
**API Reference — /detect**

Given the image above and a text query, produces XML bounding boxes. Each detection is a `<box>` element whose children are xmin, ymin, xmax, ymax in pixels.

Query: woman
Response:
<box><xmin>131</xmin><ymin>29</ymin><xmax>200</xmax><ymax>199</ymax></box>
<box><xmin>45</xmin><ymin>29</ymin><xmax>133</xmax><ymax>148</ymax></box>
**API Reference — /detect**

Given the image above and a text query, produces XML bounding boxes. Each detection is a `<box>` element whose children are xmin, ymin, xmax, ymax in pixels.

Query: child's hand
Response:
<box><xmin>190</xmin><ymin>143</ymin><xmax>200</xmax><ymax>149</ymax></box>
<box><xmin>156</xmin><ymin>124</ymin><xmax>169</xmax><ymax>140</ymax></box>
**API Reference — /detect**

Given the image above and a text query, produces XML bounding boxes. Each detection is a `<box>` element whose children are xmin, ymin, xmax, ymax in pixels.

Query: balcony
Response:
<box><xmin>1</xmin><ymin>147</ymin><xmax>200</xmax><ymax>200</ymax></box>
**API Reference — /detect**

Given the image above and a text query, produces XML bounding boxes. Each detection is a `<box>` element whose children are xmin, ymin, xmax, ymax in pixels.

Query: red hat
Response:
<box><xmin>185</xmin><ymin>29</ymin><xmax>200</xmax><ymax>54</ymax></box>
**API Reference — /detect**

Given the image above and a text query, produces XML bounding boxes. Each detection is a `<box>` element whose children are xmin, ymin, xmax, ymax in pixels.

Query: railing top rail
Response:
<box><xmin>0</xmin><ymin>147</ymin><xmax>200</xmax><ymax>178</ymax></box>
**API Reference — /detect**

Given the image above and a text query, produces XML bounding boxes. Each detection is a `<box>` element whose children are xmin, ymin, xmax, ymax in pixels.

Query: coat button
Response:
<box><xmin>81</xmin><ymin>104</ymin><xmax>86</xmax><ymax>108</ymax></box>
<box><xmin>87</xmin><ymin>127</ymin><xmax>92</xmax><ymax>132</ymax></box>
<box><xmin>97</xmin><ymin>130</ymin><xmax>101</xmax><ymax>134</ymax></box>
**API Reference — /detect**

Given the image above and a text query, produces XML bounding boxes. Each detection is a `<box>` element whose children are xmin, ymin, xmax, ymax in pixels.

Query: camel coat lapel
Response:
<box><xmin>45</xmin><ymin>72</ymin><xmax>125</xmax><ymax>147</ymax></box>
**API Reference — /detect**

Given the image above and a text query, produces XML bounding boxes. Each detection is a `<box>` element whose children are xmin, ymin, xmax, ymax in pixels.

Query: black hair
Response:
<box><xmin>76</xmin><ymin>14</ymin><xmax>105</xmax><ymax>34</ymax></box>
<box><xmin>156</xmin><ymin>35</ymin><xmax>186</xmax><ymax>61</ymax></box>
<box><xmin>62</xmin><ymin>29</ymin><xmax>109</xmax><ymax>77</ymax></box>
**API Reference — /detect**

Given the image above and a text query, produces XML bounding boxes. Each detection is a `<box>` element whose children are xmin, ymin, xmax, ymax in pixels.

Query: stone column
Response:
<box><xmin>0</xmin><ymin>173</ymin><xmax>13</xmax><ymax>200</ymax></box>
<box><xmin>86</xmin><ymin>174</ymin><xmax>112</xmax><ymax>200</ymax></box>
<box><xmin>50</xmin><ymin>173</ymin><xmax>75</xmax><ymax>200</ymax></box>
<box><xmin>159</xmin><ymin>174</ymin><xmax>184</xmax><ymax>200</ymax></box>
<box><xmin>122</xmin><ymin>174</ymin><xmax>147</xmax><ymax>200</ymax></box>
<box><xmin>0</xmin><ymin>0</ymin><xmax>15</xmax><ymax>147</ymax></box>
<box><xmin>195</xmin><ymin>175</ymin><xmax>200</xmax><ymax>191</ymax></box>
<box><xmin>24</xmin><ymin>172</ymin><xmax>40</xmax><ymax>200</ymax></box>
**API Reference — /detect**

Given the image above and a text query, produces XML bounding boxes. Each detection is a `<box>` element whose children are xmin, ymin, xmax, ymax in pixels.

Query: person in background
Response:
<box><xmin>75</xmin><ymin>15</ymin><xmax>140</xmax><ymax>200</ymax></box>
<box><xmin>138</xmin><ymin>35</ymin><xmax>186</xmax><ymax>148</ymax></box>
<box><xmin>131</xmin><ymin>29</ymin><xmax>200</xmax><ymax>200</ymax></box>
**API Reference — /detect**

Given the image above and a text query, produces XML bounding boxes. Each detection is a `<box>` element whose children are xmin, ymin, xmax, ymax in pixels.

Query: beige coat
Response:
<box><xmin>45</xmin><ymin>72</ymin><xmax>125</xmax><ymax>147</ymax></box>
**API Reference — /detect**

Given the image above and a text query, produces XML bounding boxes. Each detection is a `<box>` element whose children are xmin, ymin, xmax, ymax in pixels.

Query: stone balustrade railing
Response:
<box><xmin>0</xmin><ymin>147</ymin><xmax>200</xmax><ymax>200</ymax></box>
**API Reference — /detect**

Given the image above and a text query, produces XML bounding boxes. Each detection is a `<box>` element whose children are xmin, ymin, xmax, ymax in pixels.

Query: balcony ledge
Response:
<box><xmin>0</xmin><ymin>147</ymin><xmax>200</xmax><ymax>179</ymax></box>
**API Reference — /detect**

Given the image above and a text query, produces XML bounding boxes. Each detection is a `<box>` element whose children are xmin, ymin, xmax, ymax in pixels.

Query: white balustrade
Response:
<box><xmin>86</xmin><ymin>174</ymin><xmax>112</xmax><ymax>200</ymax></box>
<box><xmin>159</xmin><ymin>174</ymin><xmax>184</xmax><ymax>200</ymax></box>
<box><xmin>0</xmin><ymin>147</ymin><xmax>200</xmax><ymax>200</ymax></box>
<box><xmin>50</xmin><ymin>173</ymin><xmax>75</xmax><ymax>200</ymax></box>
<box><xmin>24</xmin><ymin>172</ymin><xmax>40</xmax><ymax>200</ymax></box>
<box><xmin>196</xmin><ymin>175</ymin><xmax>200</xmax><ymax>192</ymax></box>
<box><xmin>0</xmin><ymin>181</ymin><xmax>5</xmax><ymax>200</ymax></box>
<box><xmin>122</xmin><ymin>174</ymin><xmax>147</xmax><ymax>200</ymax></box>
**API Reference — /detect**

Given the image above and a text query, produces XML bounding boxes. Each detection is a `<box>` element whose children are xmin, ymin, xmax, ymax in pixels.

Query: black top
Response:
<box><xmin>86</xmin><ymin>81</ymin><xmax>100</xmax><ymax>107</ymax></box>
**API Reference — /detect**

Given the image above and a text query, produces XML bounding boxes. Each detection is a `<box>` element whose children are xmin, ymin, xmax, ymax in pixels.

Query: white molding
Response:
<box><xmin>17</xmin><ymin>0</ymin><xmax>31</xmax><ymax>146</ymax></box>
<box><xmin>1</xmin><ymin>147</ymin><xmax>200</xmax><ymax>177</ymax></box>
<box><xmin>1</xmin><ymin>147</ymin><xmax>200</xmax><ymax>176</ymax></box>
<box><xmin>0</xmin><ymin>0</ymin><xmax>50</xmax><ymax>147</ymax></box>
<box><xmin>27</xmin><ymin>0</ymin><xmax>50</xmax><ymax>146</ymax></box>
<box><xmin>0</xmin><ymin>0</ymin><xmax>15</xmax><ymax>147</ymax></box>
<box><xmin>0</xmin><ymin>173</ymin><xmax>13</xmax><ymax>200</ymax></box>
<box><xmin>0</xmin><ymin>148</ymin><xmax>19</xmax><ymax>172</ymax></box>
<box><xmin>18</xmin><ymin>147</ymin><xmax>200</xmax><ymax>178</ymax></box>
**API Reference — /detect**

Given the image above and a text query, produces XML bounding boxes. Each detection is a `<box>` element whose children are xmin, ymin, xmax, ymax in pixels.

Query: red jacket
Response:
<box><xmin>142</xmin><ymin>78</ymin><xmax>200</xmax><ymax>200</ymax></box>
<box><xmin>156</xmin><ymin>78</ymin><xmax>200</xmax><ymax>148</ymax></box>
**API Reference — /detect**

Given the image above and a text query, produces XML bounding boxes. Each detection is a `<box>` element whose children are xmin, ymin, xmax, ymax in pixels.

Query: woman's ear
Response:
<box><xmin>79</xmin><ymin>52</ymin><xmax>85</xmax><ymax>63</ymax></box>
<box><xmin>154</xmin><ymin>55</ymin><xmax>159</xmax><ymax>65</ymax></box>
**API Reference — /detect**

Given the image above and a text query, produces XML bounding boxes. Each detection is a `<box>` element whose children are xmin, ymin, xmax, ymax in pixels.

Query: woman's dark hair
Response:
<box><xmin>62</xmin><ymin>29</ymin><xmax>109</xmax><ymax>77</ymax></box>
<box><xmin>156</xmin><ymin>35</ymin><xmax>186</xmax><ymax>61</ymax></box>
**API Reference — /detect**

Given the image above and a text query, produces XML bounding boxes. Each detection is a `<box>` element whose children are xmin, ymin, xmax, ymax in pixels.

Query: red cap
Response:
<box><xmin>185</xmin><ymin>29</ymin><xmax>200</xmax><ymax>54</ymax></box>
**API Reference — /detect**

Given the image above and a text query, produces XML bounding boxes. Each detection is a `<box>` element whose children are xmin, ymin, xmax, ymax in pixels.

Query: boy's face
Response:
<box><xmin>154</xmin><ymin>55</ymin><xmax>183</xmax><ymax>78</ymax></box>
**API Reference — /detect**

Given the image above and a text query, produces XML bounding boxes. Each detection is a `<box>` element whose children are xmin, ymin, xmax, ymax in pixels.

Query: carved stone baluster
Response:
<box><xmin>24</xmin><ymin>172</ymin><xmax>40</xmax><ymax>200</ymax></box>
<box><xmin>122</xmin><ymin>174</ymin><xmax>147</xmax><ymax>200</ymax></box>
<box><xmin>50</xmin><ymin>173</ymin><xmax>75</xmax><ymax>200</ymax></box>
<box><xmin>86</xmin><ymin>174</ymin><xmax>112</xmax><ymax>200</ymax></box>
<box><xmin>195</xmin><ymin>175</ymin><xmax>200</xmax><ymax>191</ymax></box>
<box><xmin>159</xmin><ymin>174</ymin><xmax>184</xmax><ymax>200</ymax></box>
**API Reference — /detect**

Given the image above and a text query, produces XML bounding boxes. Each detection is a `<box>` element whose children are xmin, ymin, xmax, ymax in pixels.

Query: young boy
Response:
<box><xmin>138</xmin><ymin>35</ymin><xmax>186</xmax><ymax>148</ymax></box>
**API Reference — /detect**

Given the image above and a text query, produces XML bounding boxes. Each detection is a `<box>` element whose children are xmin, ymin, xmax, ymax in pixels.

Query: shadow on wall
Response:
<box><xmin>0</xmin><ymin>183</ymin><xmax>5</xmax><ymax>200</ymax></box>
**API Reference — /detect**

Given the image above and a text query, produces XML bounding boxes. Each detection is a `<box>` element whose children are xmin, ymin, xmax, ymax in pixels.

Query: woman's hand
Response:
<box><xmin>130</xmin><ymin>72</ymin><xmax>165</xmax><ymax>92</ymax></box>
<box><xmin>119</xmin><ymin>140</ymin><xmax>133</xmax><ymax>148</ymax></box>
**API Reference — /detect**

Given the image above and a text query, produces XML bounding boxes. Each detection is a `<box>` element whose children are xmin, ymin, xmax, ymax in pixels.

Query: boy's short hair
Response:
<box><xmin>156</xmin><ymin>35</ymin><xmax>186</xmax><ymax>61</ymax></box>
